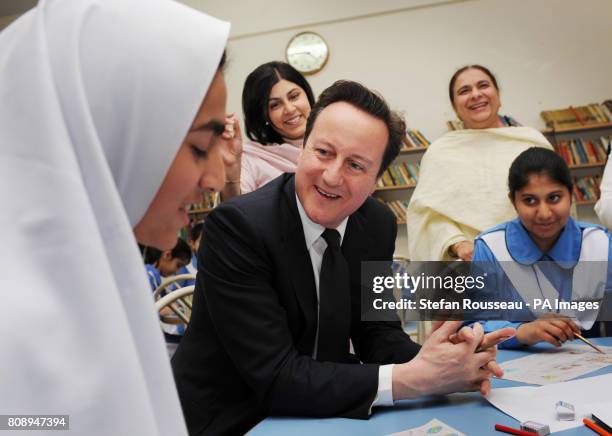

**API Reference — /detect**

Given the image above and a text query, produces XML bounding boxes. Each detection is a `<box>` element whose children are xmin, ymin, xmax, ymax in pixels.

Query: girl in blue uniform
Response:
<box><xmin>176</xmin><ymin>222</ymin><xmax>204</xmax><ymax>287</ymax></box>
<box><xmin>472</xmin><ymin>147</ymin><xmax>612</xmax><ymax>348</ymax></box>
<box><xmin>143</xmin><ymin>238</ymin><xmax>192</xmax><ymax>292</ymax></box>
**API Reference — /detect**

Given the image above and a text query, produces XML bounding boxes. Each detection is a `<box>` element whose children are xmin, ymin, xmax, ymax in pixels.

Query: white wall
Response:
<box><xmin>182</xmin><ymin>0</ymin><xmax>612</xmax><ymax>257</ymax></box>
<box><xmin>183</xmin><ymin>0</ymin><xmax>612</xmax><ymax>141</ymax></box>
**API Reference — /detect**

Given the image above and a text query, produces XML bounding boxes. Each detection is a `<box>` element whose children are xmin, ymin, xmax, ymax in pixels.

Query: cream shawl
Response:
<box><xmin>406</xmin><ymin>127</ymin><xmax>552</xmax><ymax>261</ymax></box>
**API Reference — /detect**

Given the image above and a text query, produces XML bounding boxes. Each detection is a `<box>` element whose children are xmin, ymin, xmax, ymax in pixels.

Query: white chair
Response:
<box><xmin>154</xmin><ymin>285</ymin><xmax>194</xmax><ymax>324</ymax></box>
<box><xmin>152</xmin><ymin>273</ymin><xmax>196</xmax><ymax>301</ymax></box>
<box><xmin>392</xmin><ymin>256</ymin><xmax>428</xmax><ymax>344</ymax></box>
<box><xmin>155</xmin><ymin>285</ymin><xmax>194</xmax><ymax>357</ymax></box>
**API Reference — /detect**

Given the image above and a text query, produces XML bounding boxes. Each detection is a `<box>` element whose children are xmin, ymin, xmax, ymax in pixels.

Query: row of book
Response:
<box><xmin>377</xmin><ymin>162</ymin><xmax>420</xmax><ymax>188</ymax></box>
<box><xmin>402</xmin><ymin>129</ymin><xmax>430</xmax><ymax>148</ymax></box>
<box><xmin>188</xmin><ymin>192</ymin><xmax>218</xmax><ymax>213</ymax></box>
<box><xmin>541</xmin><ymin>101</ymin><xmax>612</xmax><ymax>129</ymax></box>
<box><xmin>447</xmin><ymin>114</ymin><xmax>520</xmax><ymax>131</ymax></box>
<box><xmin>554</xmin><ymin>136</ymin><xmax>610</xmax><ymax>166</ymax></box>
<box><xmin>573</xmin><ymin>175</ymin><xmax>601</xmax><ymax>203</ymax></box>
<box><xmin>380</xmin><ymin>199</ymin><xmax>408</xmax><ymax>223</ymax></box>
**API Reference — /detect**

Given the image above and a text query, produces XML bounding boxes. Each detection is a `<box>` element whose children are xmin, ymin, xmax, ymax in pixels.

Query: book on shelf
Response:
<box><xmin>402</xmin><ymin>129</ymin><xmax>430</xmax><ymax>149</ymax></box>
<box><xmin>541</xmin><ymin>101</ymin><xmax>612</xmax><ymax>129</ymax></box>
<box><xmin>553</xmin><ymin>136</ymin><xmax>610</xmax><ymax>166</ymax></box>
<box><xmin>573</xmin><ymin>174</ymin><xmax>601</xmax><ymax>203</ymax></box>
<box><xmin>377</xmin><ymin>199</ymin><xmax>408</xmax><ymax>223</ymax></box>
<box><xmin>377</xmin><ymin>162</ymin><xmax>420</xmax><ymax>188</ymax></box>
<box><xmin>446</xmin><ymin>114</ymin><xmax>519</xmax><ymax>131</ymax></box>
<box><xmin>188</xmin><ymin>191</ymin><xmax>219</xmax><ymax>213</ymax></box>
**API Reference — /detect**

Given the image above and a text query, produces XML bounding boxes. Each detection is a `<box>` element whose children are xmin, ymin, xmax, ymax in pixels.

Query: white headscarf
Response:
<box><xmin>0</xmin><ymin>0</ymin><xmax>228</xmax><ymax>434</ymax></box>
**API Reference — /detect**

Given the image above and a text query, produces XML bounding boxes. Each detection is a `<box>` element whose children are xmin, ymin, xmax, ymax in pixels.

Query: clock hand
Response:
<box><xmin>289</xmin><ymin>50</ymin><xmax>316</xmax><ymax>59</ymax></box>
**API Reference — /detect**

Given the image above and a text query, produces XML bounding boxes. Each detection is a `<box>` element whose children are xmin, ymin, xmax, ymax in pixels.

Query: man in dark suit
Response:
<box><xmin>172</xmin><ymin>81</ymin><xmax>510</xmax><ymax>435</ymax></box>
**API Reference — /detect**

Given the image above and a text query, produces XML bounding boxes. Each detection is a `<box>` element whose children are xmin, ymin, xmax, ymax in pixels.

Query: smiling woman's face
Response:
<box><xmin>513</xmin><ymin>172</ymin><xmax>571</xmax><ymax>252</ymax></box>
<box><xmin>452</xmin><ymin>68</ymin><xmax>502</xmax><ymax>130</ymax></box>
<box><xmin>267</xmin><ymin>79</ymin><xmax>311</xmax><ymax>140</ymax></box>
<box><xmin>134</xmin><ymin>71</ymin><xmax>227</xmax><ymax>250</ymax></box>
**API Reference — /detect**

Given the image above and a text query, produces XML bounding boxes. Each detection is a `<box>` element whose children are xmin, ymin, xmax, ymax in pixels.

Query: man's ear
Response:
<box><xmin>161</xmin><ymin>250</ymin><xmax>172</xmax><ymax>260</ymax></box>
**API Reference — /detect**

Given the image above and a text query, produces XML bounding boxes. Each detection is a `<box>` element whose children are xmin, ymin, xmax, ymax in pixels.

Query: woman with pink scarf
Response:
<box><xmin>222</xmin><ymin>61</ymin><xmax>315</xmax><ymax>198</ymax></box>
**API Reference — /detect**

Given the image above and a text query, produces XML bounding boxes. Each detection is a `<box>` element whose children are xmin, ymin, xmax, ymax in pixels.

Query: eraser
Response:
<box><xmin>555</xmin><ymin>401</ymin><xmax>575</xmax><ymax>421</ymax></box>
<box><xmin>520</xmin><ymin>421</ymin><xmax>551</xmax><ymax>435</ymax></box>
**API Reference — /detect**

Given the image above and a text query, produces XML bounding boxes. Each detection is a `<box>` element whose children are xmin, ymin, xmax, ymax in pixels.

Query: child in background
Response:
<box><xmin>177</xmin><ymin>222</ymin><xmax>204</xmax><ymax>287</ymax></box>
<box><xmin>144</xmin><ymin>238</ymin><xmax>192</xmax><ymax>292</ymax></box>
<box><xmin>144</xmin><ymin>237</ymin><xmax>192</xmax><ymax>354</ymax></box>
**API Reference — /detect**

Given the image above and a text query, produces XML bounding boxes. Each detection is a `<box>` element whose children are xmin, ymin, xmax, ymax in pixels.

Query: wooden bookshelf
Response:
<box><xmin>375</xmin><ymin>184</ymin><xmax>416</xmax><ymax>192</ymax></box>
<box><xmin>541</xmin><ymin>119</ymin><xmax>611</xmax><ymax>223</ymax></box>
<box><xmin>568</xmin><ymin>162</ymin><xmax>605</xmax><ymax>170</ymax></box>
<box><xmin>541</xmin><ymin>122</ymin><xmax>612</xmax><ymax>135</ymax></box>
<box><xmin>188</xmin><ymin>207</ymin><xmax>212</xmax><ymax>215</ymax></box>
<box><xmin>576</xmin><ymin>199</ymin><xmax>597</xmax><ymax>206</ymax></box>
<box><xmin>399</xmin><ymin>146</ymin><xmax>428</xmax><ymax>155</ymax></box>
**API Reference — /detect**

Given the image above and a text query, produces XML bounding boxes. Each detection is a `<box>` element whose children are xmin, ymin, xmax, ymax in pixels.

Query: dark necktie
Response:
<box><xmin>317</xmin><ymin>229</ymin><xmax>351</xmax><ymax>362</ymax></box>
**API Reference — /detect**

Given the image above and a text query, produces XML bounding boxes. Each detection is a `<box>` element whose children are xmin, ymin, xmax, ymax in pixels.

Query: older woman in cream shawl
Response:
<box><xmin>0</xmin><ymin>0</ymin><xmax>229</xmax><ymax>435</ymax></box>
<box><xmin>407</xmin><ymin>65</ymin><xmax>552</xmax><ymax>261</ymax></box>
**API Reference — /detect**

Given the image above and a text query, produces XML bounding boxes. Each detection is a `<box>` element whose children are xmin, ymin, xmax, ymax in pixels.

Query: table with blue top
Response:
<box><xmin>251</xmin><ymin>337</ymin><xmax>612</xmax><ymax>435</ymax></box>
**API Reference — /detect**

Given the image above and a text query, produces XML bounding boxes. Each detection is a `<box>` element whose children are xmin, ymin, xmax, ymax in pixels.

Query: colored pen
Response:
<box><xmin>574</xmin><ymin>332</ymin><xmax>605</xmax><ymax>354</ymax></box>
<box><xmin>494</xmin><ymin>424</ymin><xmax>534</xmax><ymax>436</ymax></box>
<box><xmin>584</xmin><ymin>418</ymin><xmax>612</xmax><ymax>436</ymax></box>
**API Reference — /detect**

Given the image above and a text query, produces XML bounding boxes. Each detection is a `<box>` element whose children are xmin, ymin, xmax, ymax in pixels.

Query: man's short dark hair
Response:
<box><xmin>303</xmin><ymin>80</ymin><xmax>405</xmax><ymax>177</ymax></box>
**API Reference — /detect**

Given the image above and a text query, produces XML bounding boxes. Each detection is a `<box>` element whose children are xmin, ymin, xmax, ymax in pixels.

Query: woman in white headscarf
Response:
<box><xmin>0</xmin><ymin>0</ymin><xmax>229</xmax><ymax>435</ymax></box>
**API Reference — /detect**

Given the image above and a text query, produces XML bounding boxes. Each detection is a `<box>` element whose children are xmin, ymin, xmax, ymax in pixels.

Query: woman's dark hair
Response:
<box><xmin>189</xmin><ymin>222</ymin><xmax>204</xmax><ymax>243</ymax></box>
<box><xmin>218</xmin><ymin>50</ymin><xmax>227</xmax><ymax>71</ymax></box>
<box><xmin>170</xmin><ymin>238</ymin><xmax>192</xmax><ymax>264</ymax></box>
<box><xmin>141</xmin><ymin>245</ymin><xmax>162</xmax><ymax>265</ymax></box>
<box><xmin>140</xmin><ymin>238</ymin><xmax>191</xmax><ymax>265</ymax></box>
<box><xmin>242</xmin><ymin>61</ymin><xmax>315</xmax><ymax>145</ymax></box>
<box><xmin>448</xmin><ymin>64</ymin><xmax>499</xmax><ymax>106</ymax></box>
<box><xmin>508</xmin><ymin>147</ymin><xmax>573</xmax><ymax>200</ymax></box>
<box><xmin>303</xmin><ymin>80</ymin><xmax>406</xmax><ymax>177</ymax></box>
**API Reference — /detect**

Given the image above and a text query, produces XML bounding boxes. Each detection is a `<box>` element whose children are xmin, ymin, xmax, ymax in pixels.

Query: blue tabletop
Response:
<box><xmin>251</xmin><ymin>337</ymin><xmax>612</xmax><ymax>436</ymax></box>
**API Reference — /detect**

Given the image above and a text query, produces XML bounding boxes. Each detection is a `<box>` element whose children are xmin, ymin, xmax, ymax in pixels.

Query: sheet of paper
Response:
<box><xmin>500</xmin><ymin>344</ymin><xmax>612</xmax><ymax>385</ymax></box>
<box><xmin>386</xmin><ymin>418</ymin><xmax>465</xmax><ymax>436</ymax></box>
<box><xmin>487</xmin><ymin>373</ymin><xmax>612</xmax><ymax>433</ymax></box>
<box><xmin>591</xmin><ymin>404</ymin><xmax>612</xmax><ymax>429</ymax></box>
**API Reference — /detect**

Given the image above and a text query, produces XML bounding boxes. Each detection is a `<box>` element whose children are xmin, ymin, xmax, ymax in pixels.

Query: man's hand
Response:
<box><xmin>392</xmin><ymin>321</ymin><xmax>499</xmax><ymax>400</ymax></box>
<box><xmin>516</xmin><ymin>316</ymin><xmax>580</xmax><ymax>347</ymax></box>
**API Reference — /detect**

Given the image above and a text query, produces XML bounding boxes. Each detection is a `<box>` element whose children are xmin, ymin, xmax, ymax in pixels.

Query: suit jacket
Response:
<box><xmin>172</xmin><ymin>174</ymin><xmax>420</xmax><ymax>435</ymax></box>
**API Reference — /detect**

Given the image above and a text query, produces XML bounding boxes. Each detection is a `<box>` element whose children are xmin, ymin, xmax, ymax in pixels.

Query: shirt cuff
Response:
<box><xmin>370</xmin><ymin>364</ymin><xmax>395</xmax><ymax>413</ymax></box>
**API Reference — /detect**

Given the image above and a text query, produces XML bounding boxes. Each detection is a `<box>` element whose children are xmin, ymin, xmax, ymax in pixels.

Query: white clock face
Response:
<box><xmin>286</xmin><ymin>32</ymin><xmax>328</xmax><ymax>74</ymax></box>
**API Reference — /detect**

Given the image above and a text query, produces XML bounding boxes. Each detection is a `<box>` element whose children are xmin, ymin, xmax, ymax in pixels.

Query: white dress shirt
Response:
<box><xmin>295</xmin><ymin>195</ymin><xmax>394</xmax><ymax>410</ymax></box>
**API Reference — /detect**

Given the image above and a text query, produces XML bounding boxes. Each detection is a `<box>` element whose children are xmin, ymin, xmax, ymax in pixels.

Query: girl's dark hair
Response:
<box><xmin>140</xmin><ymin>238</ymin><xmax>191</xmax><ymax>265</ymax></box>
<box><xmin>242</xmin><ymin>61</ymin><xmax>315</xmax><ymax>145</ymax></box>
<box><xmin>189</xmin><ymin>222</ymin><xmax>204</xmax><ymax>243</ymax></box>
<box><xmin>171</xmin><ymin>238</ymin><xmax>192</xmax><ymax>263</ymax></box>
<box><xmin>141</xmin><ymin>245</ymin><xmax>162</xmax><ymax>265</ymax></box>
<box><xmin>448</xmin><ymin>64</ymin><xmax>499</xmax><ymax>106</ymax></box>
<box><xmin>508</xmin><ymin>147</ymin><xmax>573</xmax><ymax>200</ymax></box>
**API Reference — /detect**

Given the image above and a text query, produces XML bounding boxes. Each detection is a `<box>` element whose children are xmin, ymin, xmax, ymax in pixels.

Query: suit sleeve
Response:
<box><xmin>351</xmin><ymin>204</ymin><xmax>421</xmax><ymax>364</ymax></box>
<box><xmin>201</xmin><ymin>202</ymin><xmax>379</xmax><ymax>419</ymax></box>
